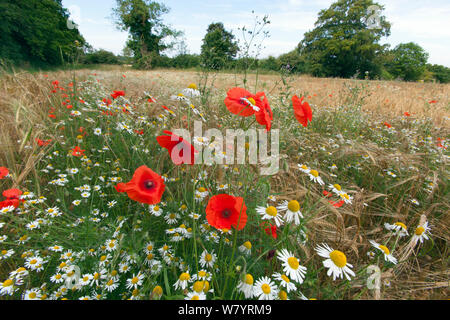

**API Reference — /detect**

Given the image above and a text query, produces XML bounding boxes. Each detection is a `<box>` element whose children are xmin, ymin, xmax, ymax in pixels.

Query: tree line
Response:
<box><xmin>0</xmin><ymin>0</ymin><xmax>449</xmax><ymax>83</ymax></box>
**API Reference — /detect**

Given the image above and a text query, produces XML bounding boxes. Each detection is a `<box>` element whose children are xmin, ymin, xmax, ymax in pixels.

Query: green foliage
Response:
<box><xmin>112</xmin><ymin>0</ymin><xmax>181</xmax><ymax>68</ymax></box>
<box><xmin>300</xmin><ymin>0</ymin><xmax>391</xmax><ymax>78</ymax></box>
<box><xmin>426</xmin><ymin>64</ymin><xmax>450</xmax><ymax>83</ymax></box>
<box><xmin>82</xmin><ymin>50</ymin><xmax>121</xmax><ymax>65</ymax></box>
<box><xmin>0</xmin><ymin>0</ymin><xmax>86</xmax><ymax>67</ymax></box>
<box><xmin>201</xmin><ymin>22</ymin><xmax>239</xmax><ymax>70</ymax></box>
<box><xmin>388</xmin><ymin>42</ymin><xmax>429</xmax><ymax>81</ymax></box>
<box><xmin>171</xmin><ymin>54</ymin><xmax>201</xmax><ymax>69</ymax></box>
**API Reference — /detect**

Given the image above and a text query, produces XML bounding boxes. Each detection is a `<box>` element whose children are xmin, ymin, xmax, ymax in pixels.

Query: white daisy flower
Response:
<box><xmin>185</xmin><ymin>291</ymin><xmax>206</xmax><ymax>300</ymax></box>
<box><xmin>273</xmin><ymin>273</ymin><xmax>297</xmax><ymax>293</ymax></box>
<box><xmin>315</xmin><ymin>243</ymin><xmax>355</xmax><ymax>281</ymax></box>
<box><xmin>277</xmin><ymin>249</ymin><xmax>307</xmax><ymax>284</ymax></box>
<box><xmin>174</xmin><ymin>272</ymin><xmax>191</xmax><ymax>290</ymax></box>
<box><xmin>369</xmin><ymin>240</ymin><xmax>397</xmax><ymax>264</ymax></box>
<box><xmin>384</xmin><ymin>222</ymin><xmax>409</xmax><ymax>237</ymax></box>
<box><xmin>411</xmin><ymin>221</ymin><xmax>431</xmax><ymax>245</ymax></box>
<box><xmin>199</xmin><ymin>250</ymin><xmax>216</xmax><ymax>269</ymax></box>
<box><xmin>253</xmin><ymin>276</ymin><xmax>278</xmax><ymax>300</ymax></box>
<box><xmin>237</xmin><ymin>274</ymin><xmax>254</xmax><ymax>298</ymax></box>
<box><xmin>277</xmin><ymin>200</ymin><xmax>303</xmax><ymax>225</ymax></box>
<box><xmin>256</xmin><ymin>205</ymin><xmax>284</xmax><ymax>227</ymax></box>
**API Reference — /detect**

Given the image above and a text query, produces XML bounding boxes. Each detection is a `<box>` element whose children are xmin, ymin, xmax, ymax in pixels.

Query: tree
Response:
<box><xmin>299</xmin><ymin>0</ymin><xmax>391</xmax><ymax>78</ymax></box>
<box><xmin>388</xmin><ymin>42</ymin><xmax>429</xmax><ymax>81</ymax></box>
<box><xmin>426</xmin><ymin>64</ymin><xmax>450</xmax><ymax>84</ymax></box>
<box><xmin>112</xmin><ymin>0</ymin><xmax>181</xmax><ymax>68</ymax></box>
<box><xmin>200</xmin><ymin>22</ymin><xmax>239</xmax><ymax>70</ymax></box>
<box><xmin>0</xmin><ymin>0</ymin><xmax>86</xmax><ymax>66</ymax></box>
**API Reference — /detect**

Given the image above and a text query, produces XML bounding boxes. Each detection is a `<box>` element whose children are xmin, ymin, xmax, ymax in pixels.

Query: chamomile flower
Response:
<box><xmin>253</xmin><ymin>276</ymin><xmax>278</xmax><ymax>300</ymax></box>
<box><xmin>237</xmin><ymin>274</ymin><xmax>254</xmax><ymax>298</ymax></box>
<box><xmin>277</xmin><ymin>200</ymin><xmax>303</xmax><ymax>225</ymax></box>
<box><xmin>412</xmin><ymin>221</ymin><xmax>431</xmax><ymax>245</ymax></box>
<box><xmin>199</xmin><ymin>250</ymin><xmax>216</xmax><ymax>269</ymax></box>
<box><xmin>105</xmin><ymin>239</ymin><xmax>117</xmax><ymax>252</ymax></box>
<box><xmin>384</xmin><ymin>222</ymin><xmax>409</xmax><ymax>237</ymax></box>
<box><xmin>105</xmin><ymin>278</ymin><xmax>119</xmax><ymax>292</ymax></box>
<box><xmin>79</xmin><ymin>274</ymin><xmax>93</xmax><ymax>287</ymax></box>
<box><xmin>256</xmin><ymin>205</ymin><xmax>284</xmax><ymax>227</ymax></box>
<box><xmin>194</xmin><ymin>187</ymin><xmax>209</xmax><ymax>202</ymax></box>
<box><xmin>273</xmin><ymin>273</ymin><xmax>297</xmax><ymax>293</ymax></box>
<box><xmin>298</xmin><ymin>164</ymin><xmax>310</xmax><ymax>174</ymax></box>
<box><xmin>369</xmin><ymin>240</ymin><xmax>397</xmax><ymax>264</ymax></box>
<box><xmin>0</xmin><ymin>249</ymin><xmax>15</xmax><ymax>260</ymax></box>
<box><xmin>410</xmin><ymin>198</ymin><xmax>420</xmax><ymax>206</ymax></box>
<box><xmin>93</xmin><ymin>128</ymin><xmax>102</xmax><ymax>136</ymax></box>
<box><xmin>25</xmin><ymin>256</ymin><xmax>45</xmax><ymax>271</ymax></box>
<box><xmin>238</xmin><ymin>241</ymin><xmax>252</xmax><ymax>256</ymax></box>
<box><xmin>164</xmin><ymin>212</ymin><xmax>179</xmax><ymax>225</ymax></box>
<box><xmin>185</xmin><ymin>291</ymin><xmax>206</xmax><ymax>300</ymax></box>
<box><xmin>50</xmin><ymin>273</ymin><xmax>65</xmax><ymax>284</ymax></box>
<box><xmin>0</xmin><ymin>279</ymin><xmax>17</xmax><ymax>296</ymax></box>
<box><xmin>307</xmin><ymin>169</ymin><xmax>325</xmax><ymax>185</ymax></box>
<box><xmin>22</xmin><ymin>288</ymin><xmax>42</xmax><ymax>300</ymax></box>
<box><xmin>277</xmin><ymin>249</ymin><xmax>307</xmax><ymax>284</ymax></box>
<box><xmin>126</xmin><ymin>272</ymin><xmax>145</xmax><ymax>290</ymax></box>
<box><xmin>174</xmin><ymin>272</ymin><xmax>191</xmax><ymax>290</ymax></box>
<box><xmin>315</xmin><ymin>243</ymin><xmax>355</xmax><ymax>281</ymax></box>
<box><xmin>149</xmin><ymin>204</ymin><xmax>163</xmax><ymax>217</ymax></box>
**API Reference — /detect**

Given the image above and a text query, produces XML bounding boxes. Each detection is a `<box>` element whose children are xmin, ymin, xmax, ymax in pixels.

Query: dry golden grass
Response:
<box><xmin>0</xmin><ymin>66</ymin><xmax>448</xmax><ymax>300</ymax></box>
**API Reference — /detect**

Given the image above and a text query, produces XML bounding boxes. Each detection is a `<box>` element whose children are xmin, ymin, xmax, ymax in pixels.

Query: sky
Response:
<box><xmin>61</xmin><ymin>0</ymin><xmax>450</xmax><ymax>67</ymax></box>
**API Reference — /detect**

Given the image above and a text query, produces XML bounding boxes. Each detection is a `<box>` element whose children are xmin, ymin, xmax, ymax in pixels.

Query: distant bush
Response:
<box><xmin>82</xmin><ymin>50</ymin><xmax>121</xmax><ymax>65</ymax></box>
<box><xmin>426</xmin><ymin>64</ymin><xmax>450</xmax><ymax>83</ymax></box>
<box><xmin>171</xmin><ymin>54</ymin><xmax>201</xmax><ymax>69</ymax></box>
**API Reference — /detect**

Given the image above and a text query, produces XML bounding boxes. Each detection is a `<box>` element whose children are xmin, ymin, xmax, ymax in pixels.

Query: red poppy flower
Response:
<box><xmin>254</xmin><ymin>92</ymin><xmax>273</xmax><ymax>131</ymax></box>
<box><xmin>263</xmin><ymin>222</ymin><xmax>277</xmax><ymax>239</ymax></box>
<box><xmin>383</xmin><ymin>122</ymin><xmax>392</xmax><ymax>128</ymax></box>
<box><xmin>404</xmin><ymin>112</ymin><xmax>411</xmax><ymax>117</ymax></box>
<box><xmin>3</xmin><ymin>188</ymin><xmax>22</xmax><ymax>200</ymax></box>
<box><xmin>292</xmin><ymin>95</ymin><xmax>313</xmax><ymax>127</ymax></box>
<box><xmin>322</xmin><ymin>190</ymin><xmax>333</xmax><ymax>198</ymax></box>
<box><xmin>156</xmin><ymin>131</ymin><xmax>198</xmax><ymax>165</ymax></box>
<box><xmin>224</xmin><ymin>87</ymin><xmax>261</xmax><ymax>117</ymax></box>
<box><xmin>0</xmin><ymin>199</ymin><xmax>20</xmax><ymax>209</ymax></box>
<box><xmin>329</xmin><ymin>200</ymin><xmax>345</xmax><ymax>208</ymax></box>
<box><xmin>115</xmin><ymin>165</ymin><xmax>165</xmax><ymax>205</ymax></box>
<box><xmin>111</xmin><ymin>90</ymin><xmax>125</xmax><ymax>99</ymax></box>
<box><xmin>0</xmin><ymin>167</ymin><xmax>9</xmax><ymax>179</ymax></box>
<box><xmin>36</xmin><ymin>139</ymin><xmax>52</xmax><ymax>147</ymax></box>
<box><xmin>71</xmin><ymin>146</ymin><xmax>85</xmax><ymax>157</ymax></box>
<box><xmin>205</xmin><ymin>194</ymin><xmax>247</xmax><ymax>231</ymax></box>
<box><xmin>429</xmin><ymin>100</ymin><xmax>437</xmax><ymax>104</ymax></box>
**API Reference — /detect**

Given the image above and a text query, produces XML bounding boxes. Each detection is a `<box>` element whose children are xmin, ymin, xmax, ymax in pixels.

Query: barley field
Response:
<box><xmin>0</xmin><ymin>66</ymin><xmax>448</xmax><ymax>300</ymax></box>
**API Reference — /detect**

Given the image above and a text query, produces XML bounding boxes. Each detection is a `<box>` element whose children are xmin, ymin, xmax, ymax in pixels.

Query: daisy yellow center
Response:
<box><xmin>193</xmin><ymin>281</ymin><xmax>205</xmax><ymax>293</ymax></box>
<box><xmin>340</xmin><ymin>193</ymin><xmax>349</xmax><ymax>200</ymax></box>
<box><xmin>329</xmin><ymin>250</ymin><xmax>347</xmax><ymax>268</ymax></box>
<box><xmin>287</xmin><ymin>200</ymin><xmax>300</xmax><ymax>212</ymax></box>
<box><xmin>333</xmin><ymin>184</ymin><xmax>342</xmax><ymax>191</ymax></box>
<box><xmin>188</xmin><ymin>83</ymin><xmax>198</xmax><ymax>90</ymax></box>
<box><xmin>179</xmin><ymin>273</ymin><xmax>190</xmax><ymax>281</ymax></box>
<box><xmin>17</xmin><ymin>268</ymin><xmax>26</xmax><ymax>273</ymax></box>
<box><xmin>147</xmin><ymin>245</ymin><xmax>153</xmax><ymax>251</ymax></box>
<box><xmin>198</xmin><ymin>187</ymin><xmax>206</xmax><ymax>193</ymax></box>
<box><xmin>153</xmin><ymin>206</ymin><xmax>159</xmax><ymax>211</ymax></box>
<box><xmin>29</xmin><ymin>259</ymin><xmax>37</xmax><ymax>265</ymax></box>
<box><xmin>287</xmin><ymin>257</ymin><xmax>299</xmax><ymax>270</ymax></box>
<box><xmin>111</xmin><ymin>270</ymin><xmax>118</xmax><ymax>277</ymax></box>
<box><xmin>1</xmin><ymin>250</ymin><xmax>7</xmax><ymax>255</ymax></box>
<box><xmin>108</xmin><ymin>242</ymin><xmax>115</xmax><ymax>248</ymax></box>
<box><xmin>266</xmin><ymin>206</ymin><xmax>278</xmax><ymax>217</ymax></box>
<box><xmin>281</xmin><ymin>274</ymin><xmax>290</xmax><ymax>283</ymax></box>
<box><xmin>83</xmin><ymin>276</ymin><xmax>89</xmax><ymax>281</ymax></box>
<box><xmin>180</xmin><ymin>205</ymin><xmax>187</xmax><ymax>210</ymax></box>
<box><xmin>278</xmin><ymin>290</ymin><xmax>288</xmax><ymax>300</ymax></box>
<box><xmin>163</xmin><ymin>245</ymin><xmax>169</xmax><ymax>251</ymax></box>
<box><xmin>415</xmin><ymin>226</ymin><xmax>425</xmax><ymax>235</ymax></box>
<box><xmin>169</xmin><ymin>214</ymin><xmax>176</xmax><ymax>219</ymax></box>
<box><xmin>205</xmin><ymin>254</ymin><xmax>212</xmax><ymax>262</ymax></box>
<box><xmin>261</xmin><ymin>284</ymin><xmax>271</xmax><ymax>294</ymax></box>
<box><xmin>107</xmin><ymin>279</ymin><xmax>114</xmax><ymax>286</ymax></box>
<box><xmin>55</xmin><ymin>274</ymin><xmax>62</xmax><ymax>279</ymax></box>
<box><xmin>310</xmin><ymin>170</ymin><xmax>319</xmax><ymax>177</ymax></box>
<box><xmin>191</xmin><ymin>295</ymin><xmax>200</xmax><ymax>300</ymax></box>
<box><xmin>3</xmin><ymin>279</ymin><xmax>13</xmax><ymax>287</ymax></box>
<box><xmin>198</xmin><ymin>270</ymin><xmax>207</xmax><ymax>278</ymax></box>
<box><xmin>131</xmin><ymin>277</ymin><xmax>139</xmax><ymax>284</ymax></box>
<box><xmin>243</xmin><ymin>241</ymin><xmax>252</xmax><ymax>249</ymax></box>
<box><xmin>378</xmin><ymin>245</ymin><xmax>390</xmax><ymax>255</ymax></box>
<box><xmin>300</xmin><ymin>165</ymin><xmax>308</xmax><ymax>170</ymax></box>
<box><xmin>153</xmin><ymin>286</ymin><xmax>163</xmax><ymax>296</ymax></box>
<box><xmin>132</xmin><ymin>289</ymin><xmax>139</xmax><ymax>296</ymax></box>
<box><xmin>100</xmin><ymin>255</ymin><xmax>106</xmax><ymax>261</ymax></box>
<box><xmin>247</xmin><ymin>97</ymin><xmax>256</xmax><ymax>106</ymax></box>
<box><xmin>244</xmin><ymin>274</ymin><xmax>254</xmax><ymax>285</ymax></box>
<box><xmin>59</xmin><ymin>262</ymin><xmax>66</xmax><ymax>268</ymax></box>
<box><xmin>177</xmin><ymin>93</ymin><xmax>184</xmax><ymax>97</ymax></box>
<box><xmin>394</xmin><ymin>222</ymin><xmax>407</xmax><ymax>230</ymax></box>
<box><xmin>29</xmin><ymin>292</ymin><xmax>37</xmax><ymax>299</ymax></box>
<box><xmin>147</xmin><ymin>253</ymin><xmax>154</xmax><ymax>260</ymax></box>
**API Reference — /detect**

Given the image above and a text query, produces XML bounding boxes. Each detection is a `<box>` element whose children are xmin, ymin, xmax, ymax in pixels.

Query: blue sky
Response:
<box><xmin>61</xmin><ymin>0</ymin><xmax>450</xmax><ymax>66</ymax></box>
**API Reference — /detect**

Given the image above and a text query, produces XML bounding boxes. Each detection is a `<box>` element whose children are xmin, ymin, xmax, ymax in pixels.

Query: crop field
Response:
<box><xmin>0</xmin><ymin>66</ymin><xmax>448</xmax><ymax>300</ymax></box>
